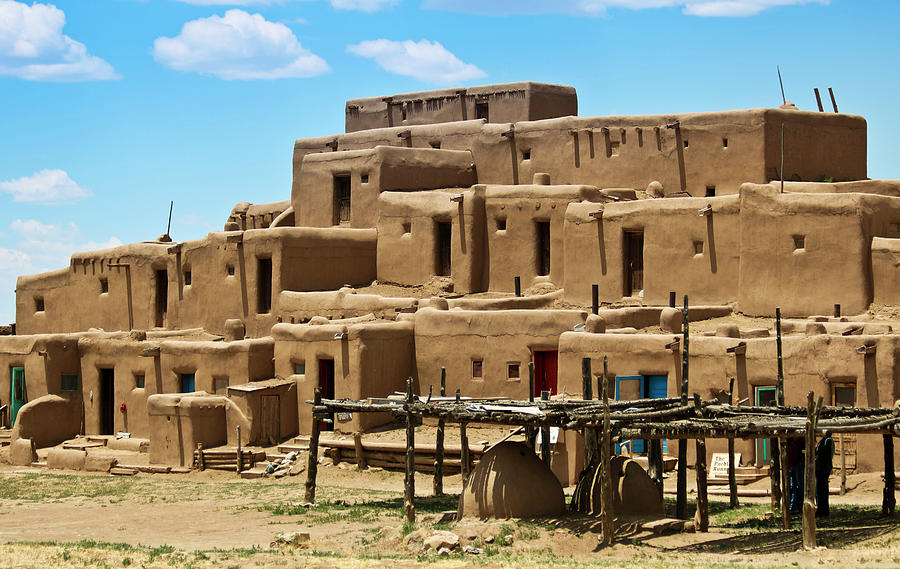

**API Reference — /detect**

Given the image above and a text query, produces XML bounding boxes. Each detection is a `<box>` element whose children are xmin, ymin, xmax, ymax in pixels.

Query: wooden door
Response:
<box><xmin>10</xmin><ymin>367</ymin><xmax>25</xmax><ymax>428</ymax></box>
<box><xmin>532</xmin><ymin>350</ymin><xmax>558</xmax><ymax>397</ymax></box>
<box><xmin>318</xmin><ymin>359</ymin><xmax>335</xmax><ymax>431</ymax></box>
<box><xmin>623</xmin><ymin>231</ymin><xmax>644</xmax><ymax>296</ymax></box>
<box><xmin>100</xmin><ymin>368</ymin><xmax>115</xmax><ymax>435</ymax></box>
<box><xmin>436</xmin><ymin>222</ymin><xmax>451</xmax><ymax>277</ymax></box>
<box><xmin>260</xmin><ymin>395</ymin><xmax>280</xmax><ymax>445</ymax></box>
<box><xmin>645</xmin><ymin>375</ymin><xmax>668</xmax><ymax>453</ymax></box>
<box><xmin>180</xmin><ymin>373</ymin><xmax>195</xmax><ymax>393</ymax></box>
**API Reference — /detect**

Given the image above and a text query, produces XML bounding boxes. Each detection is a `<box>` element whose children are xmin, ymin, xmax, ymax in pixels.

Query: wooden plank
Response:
<box><xmin>304</xmin><ymin>387</ymin><xmax>322</xmax><ymax>503</ymax></box>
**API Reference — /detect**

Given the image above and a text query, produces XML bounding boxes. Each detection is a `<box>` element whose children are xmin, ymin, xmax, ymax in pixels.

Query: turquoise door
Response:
<box><xmin>755</xmin><ymin>386</ymin><xmax>777</xmax><ymax>464</ymax></box>
<box><xmin>616</xmin><ymin>375</ymin><xmax>644</xmax><ymax>453</ymax></box>
<box><xmin>180</xmin><ymin>373</ymin><xmax>195</xmax><ymax>393</ymax></box>
<box><xmin>645</xmin><ymin>375</ymin><xmax>668</xmax><ymax>454</ymax></box>
<box><xmin>10</xmin><ymin>367</ymin><xmax>26</xmax><ymax>427</ymax></box>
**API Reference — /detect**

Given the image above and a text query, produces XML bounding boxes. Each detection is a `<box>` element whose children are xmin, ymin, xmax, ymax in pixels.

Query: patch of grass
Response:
<box><xmin>401</xmin><ymin>519</ymin><xmax>416</xmax><ymax>537</ymax></box>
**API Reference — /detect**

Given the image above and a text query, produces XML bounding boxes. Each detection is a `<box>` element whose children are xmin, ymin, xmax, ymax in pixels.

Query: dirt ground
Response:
<box><xmin>1</xmin><ymin>436</ymin><xmax>898</xmax><ymax>569</ymax></box>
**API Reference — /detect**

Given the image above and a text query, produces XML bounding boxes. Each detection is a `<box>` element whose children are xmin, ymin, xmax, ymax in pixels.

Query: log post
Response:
<box><xmin>840</xmin><ymin>433</ymin><xmax>846</xmax><ymax>495</ymax></box>
<box><xmin>780</xmin><ymin>438</ymin><xmax>791</xmax><ymax>529</ymax></box>
<box><xmin>404</xmin><ymin>377</ymin><xmax>416</xmax><ymax>523</ymax></box>
<box><xmin>802</xmin><ymin>391</ymin><xmax>823</xmax><ymax>550</ymax></box>
<box><xmin>648</xmin><ymin>439</ymin><xmax>664</xmax><ymax>503</ymax></box>
<box><xmin>460</xmin><ymin>422</ymin><xmax>470</xmax><ymax>483</ymax></box>
<box><xmin>236</xmin><ymin>425</ymin><xmax>242</xmax><ymax>474</ymax></box>
<box><xmin>582</xmin><ymin>358</ymin><xmax>598</xmax><ymax>467</ymax></box>
<box><xmin>775</xmin><ymin>308</ymin><xmax>790</xmax><ymax>528</ymax></box>
<box><xmin>695</xmin><ymin>436</ymin><xmax>709</xmax><ymax>532</ymax></box>
<box><xmin>728</xmin><ymin>437</ymin><xmax>739</xmax><ymax>508</ymax></box>
<box><xmin>354</xmin><ymin>432</ymin><xmax>366</xmax><ymax>470</ymax></box>
<box><xmin>304</xmin><ymin>387</ymin><xmax>322</xmax><ymax>503</ymax></box>
<box><xmin>540</xmin><ymin>390</ymin><xmax>552</xmax><ymax>468</ymax></box>
<box><xmin>197</xmin><ymin>443</ymin><xmax>204</xmax><ymax>471</ymax></box>
<box><xmin>770</xmin><ymin>438</ymin><xmax>781</xmax><ymax>513</ymax></box>
<box><xmin>676</xmin><ymin>295</ymin><xmax>689</xmax><ymax>520</ymax></box>
<box><xmin>526</xmin><ymin>362</ymin><xmax>535</xmax><ymax>451</ymax></box>
<box><xmin>883</xmin><ymin>434</ymin><xmax>896</xmax><ymax>516</ymax></box>
<box><xmin>598</xmin><ymin>355</ymin><xmax>614</xmax><ymax>547</ymax></box>
<box><xmin>433</xmin><ymin>367</ymin><xmax>446</xmax><ymax>496</ymax></box>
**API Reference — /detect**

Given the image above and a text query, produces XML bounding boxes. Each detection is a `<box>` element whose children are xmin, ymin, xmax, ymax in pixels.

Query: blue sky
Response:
<box><xmin>0</xmin><ymin>0</ymin><xmax>898</xmax><ymax>325</ymax></box>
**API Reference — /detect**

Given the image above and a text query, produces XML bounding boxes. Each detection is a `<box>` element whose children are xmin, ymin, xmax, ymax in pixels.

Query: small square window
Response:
<box><xmin>402</xmin><ymin>222</ymin><xmax>411</xmax><ymax>234</ymax></box>
<box><xmin>683</xmin><ymin>139</ymin><xmax>689</xmax><ymax>149</ymax></box>
<box><xmin>609</xmin><ymin>141</ymin><xmax>620</xmax><ymax>157</ymax></box>
<box><xmin>522</xmin><ymin>150</ymin><xmax>531</xmax><ymax>161</ymax></box>
<box><xmin>507</xmin><ymin>363</ymin><xmax>520</xmax><ymax>380</ymax></box>
<box><xmin>183</xmin><ymin>271</ymin><xmax>192</xmax><ymax>286</ymax></box>
<box><xmin>722</xmin><ymin>138</ymin><xmax>729</xmax><ymax>148</ymax></box>
<box><xmin>134</xmin><ymin>373</ymin><xmax>145</xmax><ymax>389</ymax></box>
<box><xmin>793</xmin><ymin>235</ymin><xmax>806</xmax><ymax>250</ymax></box>
<box><xmin>61</xmin><ymin>374</ymin><xmax>78</xmax><ymax>391</ymax></box>
<box><xmin>430</xmin><ymin>141</ymin><xmax>441</xmax><ymax>149</ymax></box>
<box><xmin>693</xmin><ymin>240</ymin><xmax>704</xmax><ymax>255</ymax></box>
<box><xmin>227</xmin><ymin>265</ymin><xmax>235</xmax><ymax>276</ymax></box>
<box><xmin>361</xmin><ymin>174</ymin><xmax>369</xmax><ymax>184</ymax></box>
<box><xmin>34</xmin><ymin>296</ymin><xmax>44</xmax><ymax>312</ymax></box>
<box><xmin>472</xmin><ymin>360</ymin><xmax>483</xmax><ymax>379</ymax></box>
<box><xmin>833</xmin><ymin>385</ymin><xmax>855</xmax><ymax>407</ymax></box>
<box><xmin>213</xmin><ymin>377</ymin><xmax>229</xmax><ymax>395</ymax></box>
<box><xmin>705</xmin><ymin>186</ymin><xmax>716</xmax><ymax>197</ymax></box>
<box><xmin>496</xmin><ymin>217</ymin><xmax>507</xmax><ymax>231</ymax></box>
<box><xmin>294</xmin><ymin>362</ymin><xmax>306</xmax><ymax>375</ymax></box>
<box><xmin>100</xmin><ymin>278</ymin><xmax>109</xmax><ymax>294</ymax></box>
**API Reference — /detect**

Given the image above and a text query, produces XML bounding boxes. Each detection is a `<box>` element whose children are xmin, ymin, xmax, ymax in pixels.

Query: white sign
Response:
<box><xmin>535</xmin><ymin>427</ymin><xmax>560</xmax><ymax>445</ymax></box>
<box><xmin>709</xmin><ymin>452</ymin><xmax>741</xmax><ymax>478</ymax></box>
<box><xmin>336</xmin><ymin>412</ymin><xmax>352</xmax><ymax>422</ymax></box>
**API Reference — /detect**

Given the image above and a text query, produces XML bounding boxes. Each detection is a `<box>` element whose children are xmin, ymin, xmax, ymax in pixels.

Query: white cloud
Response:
<box><xmin>152</xmin><ymin>9</ymin><xmax>329</xmax><ymax>79</ymax></box>
<box><xmin>0</xmin><ymin>169</ymin><xmax>92</xmax><ymax>204</ymax></box>
<box><xmin>0</xmin><ymin>0</ymin><xmax>119</xmax><ymax>81</ymax></box>
<box><xmin>0</xmin><ymin>247</ymin><xmax>31</xmax><ymax>273</ymax></box>
<box><xmin>420</xmin><ymin>0</ymin><xmax>827</xmax><ymax>17</ymax></box>
<box><xmin>347</xmin><ymin>39</ymin><xmax>485</xmax><ymax>84</ymax></box>
<box><xmin>330</xmin><ymin>0</ymin><xmax>400</xmax><ymax>11</ymax></box>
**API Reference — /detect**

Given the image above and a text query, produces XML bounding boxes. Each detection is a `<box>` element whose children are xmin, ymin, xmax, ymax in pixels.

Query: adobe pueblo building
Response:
<box><xmin>1</xmin><ymin>80</ymin><xmax>898</xmax><ymax>483</ymax></box>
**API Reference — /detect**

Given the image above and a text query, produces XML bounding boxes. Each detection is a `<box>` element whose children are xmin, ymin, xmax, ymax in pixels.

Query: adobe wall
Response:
<box><xmin>377</xmin><ymin>188</ymin><xmax>486</xmax><ymax>293</ymax></box>
<box><xmin>783</xmin><ymin>180</ymin><xmax>900</xmax><ymax>197</ymax></box>
<box><xmin>345</xmin><ymin>82</ymin><xmax>577</xmax><ymax>133</ymax></box>
<box><xmin>738</xmin><ymin>184</ymin><xmax>900</xmax><ymax>316</ymax></box>
<box><xmin>872</xmin><ymin>238</ymin><xmax>900</xmax><ymax>306</ymax></box>
<box><xmin>158</xmin><ymin>338</ymin><xmax>274</xmax><ymax>394</ymax></box>
<box><xmin>0</xmin><ymin>333</ymin><xmax>84</xmax><ymax>428</ymax></box>
<box><xmin>226</xmin><ymin>200</ymin><xmax>292</xmax><ymax>231</ymax></box>
<box><xmin>272</xmin><ymin>320</ymin><xmax>415</xmax><ymax>435</ymax></box>
<box><xmin>295</xmin><ymin>109</ymin><xmax>865</xmax><ymax>197</ymax></box>
<box><xmin>16</xmin><ymin>243</ymin><xmax>173</xmax><ymax>335</ymax></box>
<box><xmin>278</xmin><ymin>289</ymin><xmax>415</xmax><ymax>323</ymax></box>
<box><xmin>484</xmin><ymin>183</ymin><xmax>603</xmax><ymax>292</ymax></box>
<box><xmin>563</xmin><ymin>195</ymin><xmax>741</xmax><ymax>307</ymax></box>
<box><xmin>226</xmin><ymin>379</ymin><xmax>298</xmax><ymax>445</ymax></box>
<box><xmin>294</xmin><ymin>146</ymin><xmax>476</xmax><ymax>228</ymax></box>
<box><xmin>414</xmin><ymin>307</ymin><xmax>587</xmax><ymax>398</ymax></box>
<box><xmin>557</xmin><ymin>331</ymin><xmax>900</xmax><ymax>472</ymax></box>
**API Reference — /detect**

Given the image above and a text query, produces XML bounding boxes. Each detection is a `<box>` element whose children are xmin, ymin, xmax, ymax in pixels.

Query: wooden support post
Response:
<box><xmin>540</xmin><ymin>391</ymin><xmax>552</xmax><ymax>468</ymax></box>
<box><xmin>433</xmin><ymin>367</ymin><xmax>446</xmax><ymax>496</ymax></box>
<box><xmin>304</xmin><ymin>387</ymin><xmax>322</xmax><ymax>503</ymax></box>
<box><xmin>776</xmin><ymin>308</ymin><xmax>785</xmax><ymax>407</ymax></box>
<box><xmin>883</xmin><ymin>434</ymin><xmax>896</xmax><ymax>516</ymax></box>
<box><xmin>695</xmin><ymin>436</ymin><xmax>709</xmax><ymax>532</ymax></box>
<box><xmin>526</xmin><ymin>362</ymin><xmax>535</xmax><ymax>451</ymax></box>
<box><xmin>404</xmin><ymin>378</ymin><xmax>416</xmax><ymax>523</ymax></box>
<box><xmin>649</xmin><ymin>439</ymin><xmax>664</xmax><ymax>503</ymax></box>
<box><xmin>582</xmin><ymin>358</ymin><xmax>598</xmax><ymax>467</ymax></box>
<box><xmin>676</xmin><ymin>295</ymin><xmax>689</xmax><ymax>520</ymax></box>
<box><xmin>236</xmin><ymin>425</ymin><xmax>242</xmax><ymax>474</ymax></box>
<box><xmin>598</xmin><ymin>355</ymin><xmax>614</xmax><ymax>547</ymax></box>
<box><xmin>770</xmin><ymin>438</ymin><xmax>782</xmax><ymax>513</ymax></box>
<box><xmin>197</xmin><ymin>443</ymin><xmax>204</xmax><ymax>471</ymax></box>
<box><xmin>780</xmin><ymin>438</ymin><xmax>791</xmax><ymax>529</ymax></box>
<box><xmin>354</xmin><ymin>432</ymin><xmax>366</xmax><ymax>470</ymax></box>
<box><xmin>727</xmin><ymin>437</ymin><xmax>739</xmax><ymax>508</ymax></box>
<box><xmin>460</xmin><ymin>422</ymin><xmax>470</xmax><ymax>483</ymax></box>
<box><xmin>840</xmin><ymin>434</ymin><xmax>847</xmax><ymax>496</ymax></box>
<box><xmin>802</xmin><ymin>392</ymin><xmax>824</xmax><ymax>550</ymax></box>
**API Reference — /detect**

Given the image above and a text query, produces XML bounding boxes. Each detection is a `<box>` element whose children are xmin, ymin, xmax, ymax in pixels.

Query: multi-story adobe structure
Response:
<box><xmin>2</xmin><ymin>81</ymin><xmax>898</xmax><ymax>480</ymax></box>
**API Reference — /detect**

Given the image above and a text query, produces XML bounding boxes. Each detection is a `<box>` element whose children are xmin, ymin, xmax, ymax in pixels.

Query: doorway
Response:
<box><xmin>536</xmin><ymin>221</ymin><xmax>551</xmax><ymax>276</ymax></box>
<box><xmin>333</xmin><ymin>175</ymin><xmax>351</xmax><ymax>225</ymax></box>
<box><xmin>154</xmin><ymin>270</ymin><xmax>168</xmax><ymax>328</ymax></box>
<box><xmin>755</xmin><ymin>386</ymin><xmax>777</xmax><ymax>465</ymax></box>
<box><xmin>10</xmin><ymin>367</ymin><xmax>26</xmax><ymax>428</ymax></box>
<box><xmin>260</xmin><ymin>394</ymin><xmax>280</xmax><ymax>444</ymax></box>
<box><xmin>615</xmin><ymin>374</ymin><xmax>668</xmax><ymax>454</ymax></box>
<box><xmin>532</xmin><ymin>350</ymin><xmax>558</xmax><ymax>397</ymax></box>
<box><xmin>257</xmin><ymin>257</ymin><xmax>273</xmax><ymax>314</ymax></box>
<box><xmin>623</xmin><ymin>231</ymin><xmax>644</xmax><ymax>297</ymax></box>
<box><xmin>100</xmin><ymin>368</ymin><xmax>115</xmax><ymax>435</ymax></box>
<box><xmin>318</xmin><ymin>359</ymin><xmax>335</xmax><ymax>431</ymax></box>
<box><xmin>436</xmin><ymin>221</ymin><xmax>452</xmax><ymax>277</ymax></box>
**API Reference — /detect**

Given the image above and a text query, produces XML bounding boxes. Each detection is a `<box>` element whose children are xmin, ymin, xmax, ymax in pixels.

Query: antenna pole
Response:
<box><xmin>166</xmin><ymin>201</ymin><xmax>174</xmax><ymax>236</ymax></box>
<box><xmin>777</xmin><ymin>65</ymin><xmax>786</xmax><ymax>104</ymax></box>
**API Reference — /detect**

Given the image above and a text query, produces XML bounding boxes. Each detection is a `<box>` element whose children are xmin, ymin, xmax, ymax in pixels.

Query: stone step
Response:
<box><xmin>276</xmin><ymin>444</ymin><xmax>308</xmax><ymax>454</ymax></box>
<box><xmin>110</xmin><ymin>466</ymin><xmax>138</xmax><ymax>476</ymax></box>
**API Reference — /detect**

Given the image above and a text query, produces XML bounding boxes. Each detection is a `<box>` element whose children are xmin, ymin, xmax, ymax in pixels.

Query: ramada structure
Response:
<box><xmin>2</xmin><ymin>81</ymin><xmax>899</xmax><ymax>488</ymax></box>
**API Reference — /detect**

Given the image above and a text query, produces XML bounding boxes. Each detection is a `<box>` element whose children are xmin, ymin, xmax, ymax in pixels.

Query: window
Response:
<box><xmin>61</xmin><ymin>374</ymin><xmax>78</xmax><ymax>391</ymax></box>
<box><xmin>609</xmin><ymin>141</ymin><xmax>620</xmax><ymax>157</ymax></box>
<box><xmin>537</xmin><ymin>221</ymin><xmax>551</xmax><ymax>276</ymax></box>
<box><xmin>507</xmin><ymin>363</ymin><xmax>520</xmax><ymax>380</ymax></box>
<box><xmin>693</xmin><ymin>240</ymin><xmax>704</xmax><ymax>255</ymax></box>
<box><xmin>257</xmin><ymin>257</ymin><xmax>273</xmax><ymax>314</ymax></box>
<box><xmin>833</xmin><ymin>384</ymin><xmax>856</xmax><ymax>407</ymax></box>
<box><xmin>360</xmin><ymin>174</ymin><xmax>369</xmax><ymax>184</ymax></box>
<box><xmin>683</xmin><ymin>139</ymin><xmax>689</xmax><ymax>149</ymax></box>
<box><xmin>722</xmin><ymin>138</ymin><xmax>729</xmax><ymax>148</ymax></box>
<box><xmin>402</xmin><ymin>222</ymin><xmax>411</xmax><ymax>235</ymax></box>
<box><xmin>134</xmin><ymin>373</ymin><xmax>145</xmax><ymax>389</ymax></box>
<box><xmin>793</xmin><ymin>235</ymin><xmax>806</xmax><ymax>250</ymax></box>
<box><xmin>183</xmin><ymin>270</ymin><xmax>192</xmax><ymax>286</ymax></box>
<box><xmin>333</xmin><ymin>175</ymin><xmax>351</xmax><ymax>225</ymax></box>
<box><xmin>496</xmin><ymin>217</ymin><xmax>507</xmax><ymax>231</ymax></box>
<box><xmin>226</xmin><ymin>264</ymin><xmax>235</xmax><ymax>276</ymax></box>
<box><xmin>213</xmin><ymin>377</ymin><xmax>229</xmax><ymax>395</ymax></box>
<box><xmin>100</xmin><ymin>278</ymin><xmax>109</xmax><ymax>294</ymax></box>
<box><xmin>430</xmin><ymin>141</ymin><xmax>441</xmax><ymax>149</ymax></box>
<box><xmin>34</xmin><ymin>296</ymin><xmax>44</xmax><ymax>312</ymax></box>
<box><xmin>475</xmin><ymin>101</ymin><xmax>489</xmax><ymax>121</ymax></box>
<box><xmin>472</xmin><ymin>360</ymin><xmax>483</xmax><ymax>378</ymax></box>
<box><xmin>294</xmin><ymin>361</ymin><xmax>306</xmax><ymax>375</ymax></box>
<box><xmin>706</xmin><ymin>186</ymin><xmax>716</xmax><ymax>197</ymax></box>
<box><xmin>522</xmin><ymin>150</ymin><xmax>531</xmax><ymax>161</ymax></box>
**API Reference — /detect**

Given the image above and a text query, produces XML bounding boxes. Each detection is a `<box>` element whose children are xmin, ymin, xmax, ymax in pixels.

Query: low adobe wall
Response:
<box><xmin>279</xmin><ymin>289</ymin><xmax>415</xmax><ymax>323</ymax></box>
<box><xmin>11</xmin><ymin>394</ymin><xmax>81</xmax><ymax>448</ymax></box>
<box><xmin>872</xmin><ymin>237</ymin><xmax>900</xmax><ymax>306</ymax></box>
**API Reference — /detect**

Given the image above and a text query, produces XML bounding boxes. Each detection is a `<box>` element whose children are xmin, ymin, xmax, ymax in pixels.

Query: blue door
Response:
<box><xmin>645</xmin><ymin>375</ymin><xmax>668</xmax><ymax>454</ymax></box>
<box><xmin>10</xmin><ymin>367</ymin><xmax>26</xmax><ymax>428</ymax></box>
<box><xmin>180</xmin><ymin>373</ymin><xmax>195</xmax><ymax>393</ymax></box>
<box><xmin>616</xmin><ymin>375</ymin><xmax>668</xmax><ymax>455</ymax></box>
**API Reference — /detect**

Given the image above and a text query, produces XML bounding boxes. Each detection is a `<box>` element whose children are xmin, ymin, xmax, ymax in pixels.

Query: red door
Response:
<box><xmin>533</xmin><ymin>350</ymin><xmax>558</xmax><ymax>397</ymax></box>
<box><xmin>318</xmin><ymin>359</ymin><xmax>335</xmax><ymax>431</ymax></box>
